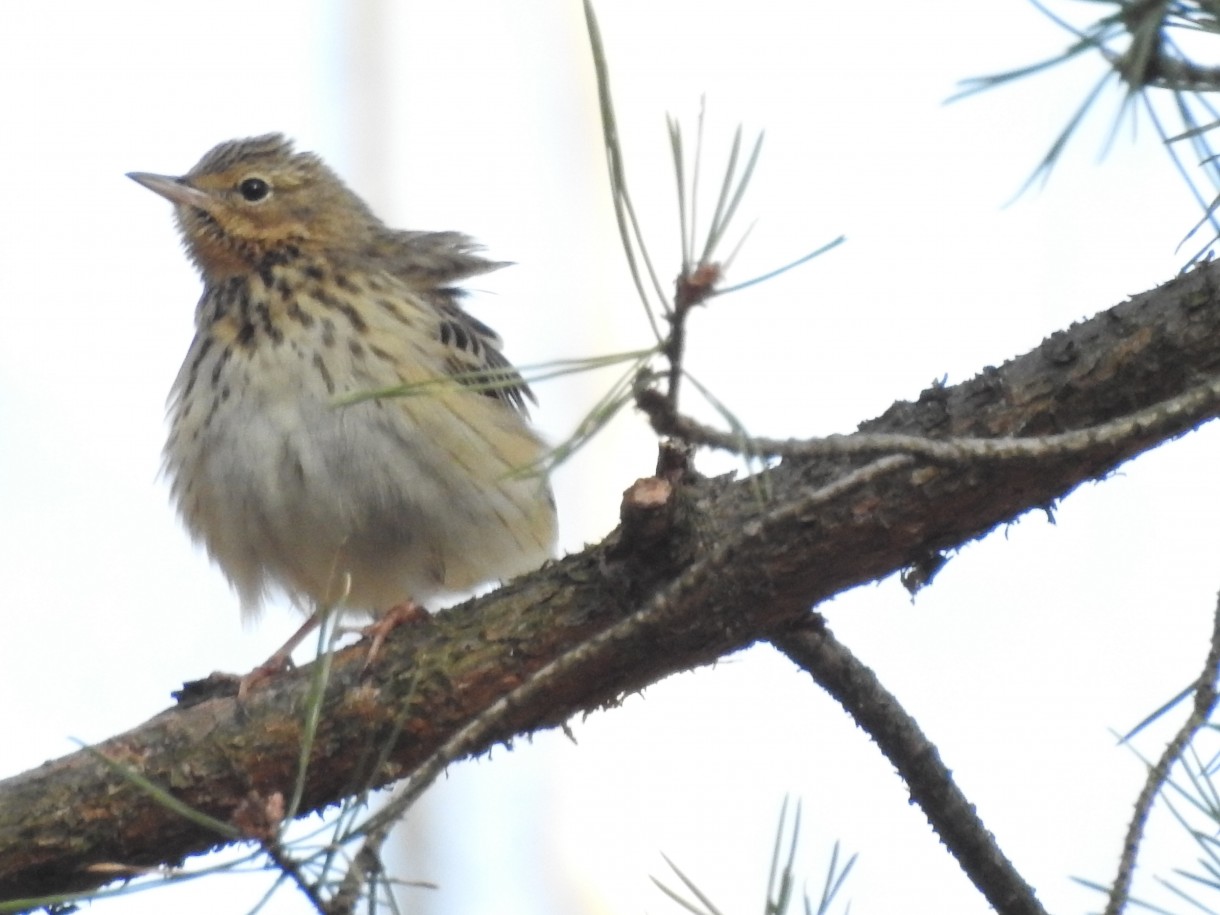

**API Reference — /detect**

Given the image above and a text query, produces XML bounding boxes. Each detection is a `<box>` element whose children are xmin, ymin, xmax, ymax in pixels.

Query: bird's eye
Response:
<box><xmin>238</xmin><ymin>177</ymin><xmax>271</xmax><ymax>202</ymax></box>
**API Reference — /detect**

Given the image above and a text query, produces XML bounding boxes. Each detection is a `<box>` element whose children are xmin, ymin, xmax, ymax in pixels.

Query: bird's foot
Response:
<box><xmin>358</xmin><ymin>600</ymin><xmax>429</xmax><ymax>670</ymax></box>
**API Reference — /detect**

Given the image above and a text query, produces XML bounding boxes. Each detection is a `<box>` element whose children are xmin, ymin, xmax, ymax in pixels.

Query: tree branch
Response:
<box><xmin>5</xmin><ymin>259</ymin><xmax>1220</xmax><ymax>910</ymax></box>
<box><xmin>770</xmin><ymin>616</ymin><xmax>1049</xmax><ymax>915</ymax></box>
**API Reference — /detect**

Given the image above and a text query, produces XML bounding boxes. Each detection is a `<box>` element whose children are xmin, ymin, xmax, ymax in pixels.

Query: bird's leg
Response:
<box><xmin>357</xmin><ymin>600</ymin><xmax>429</xmax><ymax>669</ymax></box>
<box><xmin>238</xmin><ymin>611</ymin><xmax>326</xmax><ymax>698</ymax></box>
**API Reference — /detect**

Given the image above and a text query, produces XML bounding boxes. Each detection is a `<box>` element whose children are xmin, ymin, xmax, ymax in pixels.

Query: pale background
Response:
<box><xmin>1</xmin><ymin>2</ymin><xmax>1216</xmax><ymax>913</ymax></box>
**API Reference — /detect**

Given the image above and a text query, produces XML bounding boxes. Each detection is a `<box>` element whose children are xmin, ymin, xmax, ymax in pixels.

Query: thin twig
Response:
<box><xmin>770</xmin><ymin>616</ymin><xmax>1050</xmax><ymax>915</ymax></box>
<box><xmin>1103</xmin><ymin>591</ymin><xmax>1220</xmax><ymax>915</ymax></box>
<box><xmin>324</xmin><ymin>833</ymin><xmax>386</xmax><ymax>915</ymax></box>
<box><xmin>263</xmin><ymin>843</ymin><xmax>330</xmax><ymax>915</ymax></box>
<box><xmin>636</xmin><ymin>374</ymin><xmax>1220</xmax><ymax>464</ymax></box>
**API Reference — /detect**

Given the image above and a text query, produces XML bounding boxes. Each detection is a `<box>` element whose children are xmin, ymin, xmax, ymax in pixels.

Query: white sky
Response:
<box><xmin>2</xmin><ymin>2</ymin><xmax>1217</xmax><ymax>914</ymax></box>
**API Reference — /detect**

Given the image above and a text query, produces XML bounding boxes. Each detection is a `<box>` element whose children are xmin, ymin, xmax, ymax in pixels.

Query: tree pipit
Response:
<box><xmin>129</xmin><ymin>134</ymin><xmax>557</xmax><ymax>684</ymax></box>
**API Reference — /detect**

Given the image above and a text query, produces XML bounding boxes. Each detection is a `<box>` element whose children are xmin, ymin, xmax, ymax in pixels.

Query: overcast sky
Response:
<box><xmin>2</xmin><ymin>2</ymin><xmax>1217</xmax><ymax>914</ymax></box>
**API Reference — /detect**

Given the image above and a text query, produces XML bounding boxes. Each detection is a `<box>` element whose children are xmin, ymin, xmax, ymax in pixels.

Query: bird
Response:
<box><xmin>128</xmin><ymin>134</ymin><xmax>557</xmax><ymax>674</ymax></box>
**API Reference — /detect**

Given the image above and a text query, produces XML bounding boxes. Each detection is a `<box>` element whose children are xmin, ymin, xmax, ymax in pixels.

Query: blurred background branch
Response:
<box><xmin>956</xmin><ymin>0</ymin><xmax>1220</xmax><ymax>261</ymax></box>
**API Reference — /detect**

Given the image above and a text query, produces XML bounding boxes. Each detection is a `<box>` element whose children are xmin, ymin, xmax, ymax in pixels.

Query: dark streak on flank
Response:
<box><xmin>377</xmin><ymin>297</ymin><xmax>410</xmax><ymax>324</ymax></box>
<box><xmin>334</xmin><ymin>300</ymin><xmax>368</xmax><ymax>333</ymax></box>
<box><xmin>286</xmin><ymin>299</ymin><xmax>315</xmax><ymax>328</ymax></box>
<box><xmin>180</xmin><ymin>335</ymin><xmax>216</xmax><ymax>402</ymax></box>
<box><xmin>313</xmin><ymin>353</ymin><xmax>335</xmax><ymax>394</ymax></box>
<box><xmin>210</xmin><ymin>342</ymin><xmax>232</xmax><ymax>388</ymax></box>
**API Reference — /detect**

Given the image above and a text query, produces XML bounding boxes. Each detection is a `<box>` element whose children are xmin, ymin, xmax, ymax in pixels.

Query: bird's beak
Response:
<box><xmin>127</xmin><ymin>171</ymin><xmax>211</xmax><ymax>208</ymax></box>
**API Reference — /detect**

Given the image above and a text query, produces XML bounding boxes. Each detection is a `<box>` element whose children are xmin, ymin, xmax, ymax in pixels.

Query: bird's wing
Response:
<box><xmin>368</xmin><ymin>230</ymin><xmax>533</xmax><ymax>414</ymax></box>
<box><xmin>432</xmin><ymin>296</ymin><xmax>535</xmax><ymax>414</ymax></box>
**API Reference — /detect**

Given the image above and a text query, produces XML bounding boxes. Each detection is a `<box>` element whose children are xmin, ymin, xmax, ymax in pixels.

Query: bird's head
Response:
<box><xmin>128</xmin><ymin>134</ymin><xmax>377</xmax><ymax>279</ymax></box>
